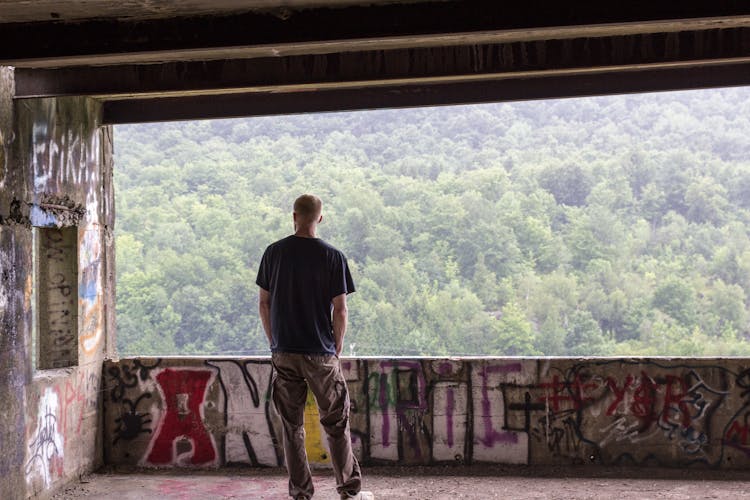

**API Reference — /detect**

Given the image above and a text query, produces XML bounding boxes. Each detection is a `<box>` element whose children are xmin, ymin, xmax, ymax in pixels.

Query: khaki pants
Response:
<box><xmin>272</xmin><ymin>352</ymin><xmax>362</xmax><ymax>499</ymax></box>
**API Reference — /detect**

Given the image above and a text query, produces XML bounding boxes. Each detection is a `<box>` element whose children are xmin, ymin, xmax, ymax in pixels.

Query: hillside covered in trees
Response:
<box><xmin>114</xmin><ymin>87</ymin><xmax>750</xmax><ymax>357</ymax></box>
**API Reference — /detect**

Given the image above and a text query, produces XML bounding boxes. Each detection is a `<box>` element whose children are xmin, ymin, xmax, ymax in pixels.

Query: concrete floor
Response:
<box><xmin>52</xmin><ymin>466</ymin><xmax>750</xmax><ymax>500</ymax></box>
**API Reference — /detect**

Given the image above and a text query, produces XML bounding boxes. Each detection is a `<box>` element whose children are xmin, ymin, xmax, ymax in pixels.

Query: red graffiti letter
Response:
<box><xmin>606</xmin><ymin>375</ymin><xmax>633</xmax><ymax>416</ymax></box>
<box><xmin>146</xmin><ymin>369</ymin><xmax>216</xmax><ymax>465</ymax></box>
<box><xmin>538</xmin><ymin>375</ymin><xmax>571</xmax><ymax>412</ymax></box>
<box><xmin>631</xmin><ymin>372</ymin><xmax>657</xmax><ymax>424</ymax></box>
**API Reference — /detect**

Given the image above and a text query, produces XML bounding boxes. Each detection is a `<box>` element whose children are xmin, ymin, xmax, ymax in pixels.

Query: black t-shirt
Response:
<box><xmin>256</xmin><ymin>235</ymin><xmax>355</xmax><ymax>355</ymax></box>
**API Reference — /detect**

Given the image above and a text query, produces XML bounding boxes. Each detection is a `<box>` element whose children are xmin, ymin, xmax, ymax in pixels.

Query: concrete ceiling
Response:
<box><xmin>0</xmin><ymin>0</ymin><xmax>411</xmax><ymax>23</ymax></box>
<box><xmin>4</xmin><ymin>0</ymin><xmax>750</xmax><ymax>123</ymax></box>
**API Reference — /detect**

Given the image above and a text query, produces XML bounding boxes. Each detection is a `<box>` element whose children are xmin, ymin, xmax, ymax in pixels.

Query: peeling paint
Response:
<box><xmin>32</xmin><ymin>194</ymin><xmax>86</xmax><ymax>228</ymax></box>
<box><xmin>29</xmin><ymin>205</ymin><xmax>59</xmax><ymax>227</ymax></box>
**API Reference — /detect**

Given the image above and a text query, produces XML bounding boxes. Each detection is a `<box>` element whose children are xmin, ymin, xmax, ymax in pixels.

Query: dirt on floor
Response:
<box><xmin>52</xmin><ymin>465</ymin><xmax>750</xmax><ymax>500</ymax></box>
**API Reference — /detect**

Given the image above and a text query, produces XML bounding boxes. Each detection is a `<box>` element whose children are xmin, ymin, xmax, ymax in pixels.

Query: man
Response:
<box><xmin>256</xmin><ymin>194</ymin><xmax>373</xmax><ymax>500</ymax></box>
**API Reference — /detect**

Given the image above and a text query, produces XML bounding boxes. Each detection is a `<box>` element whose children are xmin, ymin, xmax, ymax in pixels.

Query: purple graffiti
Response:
<box><xmin>479</xmin><ymin>363</ymin><xmax>522</xmax><ymax>447</ymax></box>
<box><xmin>379</xmin><ymin>373</ymin><xmax>391</xmax><ymax>447</ymax></box>
<box><xmin>438</xmin><ymin>362</ymin><xmax>453</xmax><ymax>376</ymax></box>
<box><xmin>378</xmin><ymin>361</ymin><xmax>428</xmax><ymax>458</ymax></box>
<box><xmin>438</xmin><ymin>361</ymin><xmax>457</xmax><ymax>448</ymax></box>
<box><xmin>446</xmin><ymin>386</ymin><xmax>455</xmax><ymax>448</ymax></box>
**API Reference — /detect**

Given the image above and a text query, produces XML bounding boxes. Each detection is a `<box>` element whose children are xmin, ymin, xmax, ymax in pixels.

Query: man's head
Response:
<box><xmin>293</xmin><ymin>194</ymin><xmax>323</xmax><ymax>233</ymax></box>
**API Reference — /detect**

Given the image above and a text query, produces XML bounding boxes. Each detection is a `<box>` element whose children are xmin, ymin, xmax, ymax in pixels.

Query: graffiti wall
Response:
<box><xmin>104</xmin><ymin>357</ymin><xmax>750</xmax><ymax>469</ymax></box>
<box><xmin>24</xmin><ymin>368</ymin><xmax>101</xmax><ymax>490</ymax></box>
<box><xmin>0</xmin><ymin>69</ymin><xmax>114</xmax><ymax>500</ymax></box>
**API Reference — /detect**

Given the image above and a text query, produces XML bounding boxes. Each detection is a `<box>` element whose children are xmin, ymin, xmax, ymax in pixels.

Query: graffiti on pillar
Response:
<box><xmin>78</xmin><ymin>226</ymin><xmax>103</xmax><ymax>356</ymax></box>
<box><xmin>25</xmin><ymin>387</ymin><xmax>64</xmax><ymax>488</ymax></box>
<box><xmin>143</xmin><ymin>368</ymin><xmax>218</xmax><ymax>466</ymax></box>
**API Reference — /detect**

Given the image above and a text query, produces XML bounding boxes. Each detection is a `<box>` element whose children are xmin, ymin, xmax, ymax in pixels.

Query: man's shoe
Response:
<box><xmin>341</xmin><ymin>491</ymin><xmax>374</xmax><ymax>500</ymax></box>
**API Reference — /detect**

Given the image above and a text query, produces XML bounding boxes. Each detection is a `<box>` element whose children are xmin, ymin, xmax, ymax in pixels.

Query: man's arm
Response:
<box><xmin>258</xmin><ymin>288</ymin><xmax>273</xmax><ymax>347</ymax></box>
<box><xmin>332</xmin><ymin>293</ymin><xmax>348</xmax><ymax>356</ymax></box>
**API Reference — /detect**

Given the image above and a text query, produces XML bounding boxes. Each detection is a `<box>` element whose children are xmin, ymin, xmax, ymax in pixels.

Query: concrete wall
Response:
<box><xmin>0</xmin><ymin>67</ymin><xmax>115</xmax><ymax>499</ymax></box>
<box><xmin>104</xmin><ymin>357</ymin><xmax>750</xmax><ymax>469</ymax></box>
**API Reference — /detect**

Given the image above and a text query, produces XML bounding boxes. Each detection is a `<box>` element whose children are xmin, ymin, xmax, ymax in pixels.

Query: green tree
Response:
<box><xmin>491</xmin><ymin>302</ymin><xmax>539</xmax><ymax>355</ymax></box>
<box><xmin>565</xmin><ymin>309</ymin><xmax>611</xmax><ymax>356</ymax></box>
<box><xmin>652</xmin><ymin>278</ymin><xmax>697</xmax><ymax>327</ymax></box>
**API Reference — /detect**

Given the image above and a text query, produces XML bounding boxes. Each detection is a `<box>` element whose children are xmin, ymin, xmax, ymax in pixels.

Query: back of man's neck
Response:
<box><xmin>294</xmin><ymin>229</ymin><xmax>317</xmax><ymax>238</ymax></box>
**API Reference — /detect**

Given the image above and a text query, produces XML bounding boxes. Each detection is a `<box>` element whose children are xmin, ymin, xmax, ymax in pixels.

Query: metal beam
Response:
<box><xmin>4</xmin><ymin>1</ymin><xmax>750</xmax><ymax>67</ymax></box>
<box><xmin>16</xmin><ymin>27</ymin><xmax>750</xmax><ymax>98</ymax></box>
<box><xmin>102</xmin><ymin>61</ymin><xmax>750</xmax><ymax>124</ymax></box>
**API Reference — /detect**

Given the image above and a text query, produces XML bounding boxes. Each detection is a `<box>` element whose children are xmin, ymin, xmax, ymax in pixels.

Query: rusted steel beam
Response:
<box><xmin>3</xmin><ymin>1</ymin><xmax>750</xmax><ymax>67</ymax></box>
<box><xmin>102</xmin><ymin>61</ymin><xmax>750</xmax><ymax>124</ymax></box>
<box><xmin>15</xmin><ymin>27</ymin><xmax>750</xmax><ymax>98</ymax></box>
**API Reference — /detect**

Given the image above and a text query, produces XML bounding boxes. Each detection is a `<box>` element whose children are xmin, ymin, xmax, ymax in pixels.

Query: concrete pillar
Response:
<box><xmin>0</xmin><ymin>67</ymin><xmax>115</xmax><ymax>499</ymax></box>
<box><xmin>0</xmin><ymin>63</ymin><xmax>31</xmax><ymax>500</ymax></box>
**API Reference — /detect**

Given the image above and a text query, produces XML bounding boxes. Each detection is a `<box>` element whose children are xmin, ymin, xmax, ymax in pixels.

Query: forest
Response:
<box><xmin>114</xmin><ymin>87</ymin><xmax>750</xmax><ymax>357</ymax></box>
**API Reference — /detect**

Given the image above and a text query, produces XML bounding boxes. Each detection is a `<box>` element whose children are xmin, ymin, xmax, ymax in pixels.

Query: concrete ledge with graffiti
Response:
<box><xmin>104</xmin><ymin>357</ymin><xmax>750</xmax><ymax>469</ymax></box>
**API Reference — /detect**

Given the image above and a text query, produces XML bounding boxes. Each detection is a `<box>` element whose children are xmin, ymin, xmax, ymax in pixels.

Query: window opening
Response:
<box><xmin>35</xmin><ymin>226</ymin><xmax>78</xmax><ymax>369</ymax></box>
<box><xmin>114</xmin><ymin>87</ymin><xmax>750</xmax><ymax>357</ymax></box>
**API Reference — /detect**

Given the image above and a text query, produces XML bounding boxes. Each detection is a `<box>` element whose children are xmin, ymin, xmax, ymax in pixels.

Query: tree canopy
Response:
<box><xmin>114</xmin><ymin>87</ymin><xmax>750</xmax><ymax>357</ymax></box>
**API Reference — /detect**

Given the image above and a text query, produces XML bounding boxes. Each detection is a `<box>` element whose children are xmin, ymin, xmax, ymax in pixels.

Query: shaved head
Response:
<box><xmin>293</xmin><ymin>194</ymin><xmax>323</xmax><ymax>223</ymax></box>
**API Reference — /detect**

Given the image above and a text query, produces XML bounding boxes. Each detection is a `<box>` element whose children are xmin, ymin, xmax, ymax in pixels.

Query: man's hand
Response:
<box><xmin>258</xmin><ymin>288</ymin><xmax>273</xmax><ymax>347</ymax></box>
<box><xmin>332</xmin><ymin>293</ymin><xmax>348</xmax><ymax>356</ymax></box>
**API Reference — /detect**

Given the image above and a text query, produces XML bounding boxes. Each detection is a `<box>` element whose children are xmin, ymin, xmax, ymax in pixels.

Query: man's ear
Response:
<box><xmin>318</xmin><ymin>214</ymin><xmax>323</xmax><ymax>224</ymax></box>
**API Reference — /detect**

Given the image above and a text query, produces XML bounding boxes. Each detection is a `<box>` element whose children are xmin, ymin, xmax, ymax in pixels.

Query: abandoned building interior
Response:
<box><xmin>4</xmin><ymin>1</ymin><xmax>750</xmax><ymax>498</ymax></box>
